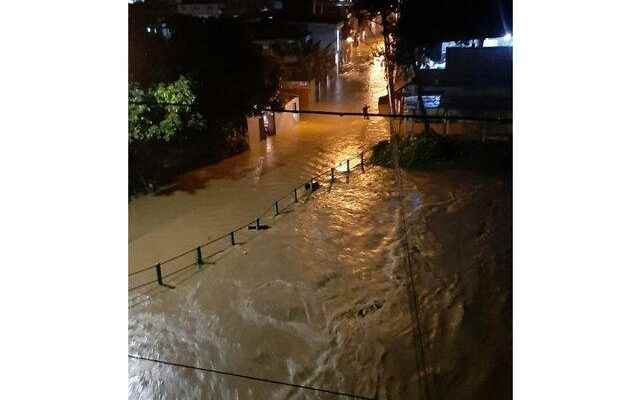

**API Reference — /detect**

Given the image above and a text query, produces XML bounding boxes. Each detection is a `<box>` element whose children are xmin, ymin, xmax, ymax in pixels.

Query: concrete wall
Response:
<box><xmin>275</xmin><ymin>96</ymin><xmax>300</xmax><ymax>134</ymax></box>
<box><xmin>246</xmin><ymin>115</ymin><xmax>261</xmax><ymax>149</ymax></box>
<box><xmin>246</xmin><ymin>96</ymin><xmax>300</xmax><ymax>149</ymax></box>
<box><xmin>282</xmin><ymin>80</ymin><xmax>315</xmax><ymax>108</ymax></box>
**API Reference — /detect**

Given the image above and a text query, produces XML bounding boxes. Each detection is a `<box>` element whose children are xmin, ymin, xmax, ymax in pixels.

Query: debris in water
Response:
<box><xmin>357</xmin><ymin>299</ymin><xmax>384</xmax><ymax>318</ymax></box>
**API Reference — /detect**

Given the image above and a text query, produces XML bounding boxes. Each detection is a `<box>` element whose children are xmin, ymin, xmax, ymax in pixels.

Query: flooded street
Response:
<box><xmin>129</xmin><ymin>166</ymin><xmax>429</xmax><ymax>399</ymax></box>
<box><xmin>129</xmin><ymin>34</ymin><xmax>512</xmax><ymax>399</ymax></box>
<box><xmin>129</xmin><ymin>37</ymin><xmax>390</xmax><ymax>272</ymax></box>
<box><xmin>129</xmin><ymin>36</ymin><xmax>411</xmax><ymax>398</ymax></box>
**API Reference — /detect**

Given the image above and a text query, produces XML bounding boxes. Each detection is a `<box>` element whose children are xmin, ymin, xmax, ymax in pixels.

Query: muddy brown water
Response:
<box><xmin>129</xmin><ymin>35</ymin><xmax>512</xmax><ymax>399</ymax></box>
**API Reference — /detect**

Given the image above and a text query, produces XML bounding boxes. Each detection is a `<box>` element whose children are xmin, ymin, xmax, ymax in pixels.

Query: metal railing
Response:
<box><xmin>128</xmin><ymin>148</ymin><xmax>373</xmax><ymax>296</ymax></box>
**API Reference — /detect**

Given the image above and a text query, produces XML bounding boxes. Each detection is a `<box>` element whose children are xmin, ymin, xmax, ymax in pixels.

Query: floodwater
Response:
<box><xmin>129</xmin><ymin>166</ymin><xmax>430</xmax><ymax>399</ymax></box>
<box><xmin>128</xmin><ymin>37</ymin><xmax>390</xmax><ymax>273</ymax></box>
<box><xmin>129</xmin><ymin>35</ymin><xmax>512</xmax><ymax>399</ymax></box>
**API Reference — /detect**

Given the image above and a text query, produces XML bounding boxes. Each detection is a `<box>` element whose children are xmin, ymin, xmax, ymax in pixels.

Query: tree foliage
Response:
<box><xmin>351</xmin><ymin>0</ymin><xmax>400</xmax><ymax>21</ymax></box>
<box><xmin>129</xmin><ymin>11</ymin><xmax>281</xmax><ymax>121</ymax></box>
<box><xmin>128</xmin><ymin>76</ymin><xmax>206</xmax><ymax>143</ymax></box>
<box><xmin>277</xmin><ymin>40</ymin><xmax>335</xmax><ymax>82</ymax></box>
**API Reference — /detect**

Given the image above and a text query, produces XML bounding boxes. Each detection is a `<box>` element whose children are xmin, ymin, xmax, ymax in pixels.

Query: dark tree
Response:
<box><xmin>129</xmin><ymin>9</ymin><xmax>282</xmax><ymax>123</ymax></box>
<box><xmin>128</xmin><ymin>6</ymin><xmax>283</xmax><ymax>194</ymax></box>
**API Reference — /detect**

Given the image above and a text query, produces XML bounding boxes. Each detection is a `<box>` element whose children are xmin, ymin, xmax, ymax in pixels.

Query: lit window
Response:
<box><xmin>424</xmin><ymin>95</ymin><xmax>441</xmax><ymax>109</ymax></box>
<box><xmin>483</xmin><ymin>33</ymin><xmax>512</xmax><ymax>47</ymax></box>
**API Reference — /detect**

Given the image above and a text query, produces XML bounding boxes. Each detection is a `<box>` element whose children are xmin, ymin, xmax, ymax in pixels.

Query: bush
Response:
<box><xmin>370</xmin><ymin>133</ymin><xmax>455</xmax><ymax>169</ymax></box>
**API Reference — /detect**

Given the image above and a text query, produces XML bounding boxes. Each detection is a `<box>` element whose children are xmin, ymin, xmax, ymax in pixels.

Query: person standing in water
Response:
<box><xmin>362</xmin><ymin>105</ymin><xmax>369</xmax><ymax>119</ymax></box>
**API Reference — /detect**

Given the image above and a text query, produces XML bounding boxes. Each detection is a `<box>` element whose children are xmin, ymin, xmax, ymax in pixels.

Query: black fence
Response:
<box><xmin>128</xmin><ymin>149</ymin><xmax>373</xmax><ymax>298</ymax></box>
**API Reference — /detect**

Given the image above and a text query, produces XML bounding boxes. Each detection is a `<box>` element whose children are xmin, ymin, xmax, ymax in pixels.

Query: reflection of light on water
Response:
<box><xmin>266</xmin><ymin>136</ymin><xmax>274</xmax><ymax>153</ymax></box>
<box><xmin>367</xmin><ymin>47</ymin><xmax>387</xmax><ymax>113</ymax></box>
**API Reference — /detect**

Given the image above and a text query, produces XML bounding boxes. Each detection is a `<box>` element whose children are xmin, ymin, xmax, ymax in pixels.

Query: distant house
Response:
<box><xmin>249</xmin><ymin>16</ymin><xmax>340</xmax><ymax>108</ymax></box>
<box><xmin>246</xmin><ymin>95</ymin><xmax>300</xmax><ymax>148</ymax></box>
<box><xmin>282</xmin><ymin>0</ymin><xmax>348</xmax><ymax>72</ymax></box>
<box><xmin>250</xmin><ymin>20</ymin><xmax>311</xmax><ymax>59</ymax></box>
<box><xmin>398</xmin><ymin>45</ymin><xmax>512</xmax><ymax>136</ymax></box>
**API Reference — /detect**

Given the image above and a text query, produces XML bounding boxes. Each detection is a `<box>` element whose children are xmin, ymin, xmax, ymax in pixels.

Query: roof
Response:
<box><xmin>415</xmin><ymin>47</ymin><xmax>512</xmax><ymax>88</ymax></box>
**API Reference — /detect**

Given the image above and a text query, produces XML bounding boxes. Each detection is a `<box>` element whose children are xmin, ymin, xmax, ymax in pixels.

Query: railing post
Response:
<box><xmin>346</xmin><ymin>159</ymin><xmax>350</xmax><ymax>184</ymax></box>
<box><xmin>294</xmin><ymin>188</ymin><xmax>298</xmax><ymax>202</ymax></box>
<box><xmin>274</xmin><ymin>201</ymin><xmax>279</xmax><ymax>216</ymax></box>
<box><xmin>196</xmin><ymin>246</ymin><xmax>203</xmax><ymax>270</ymax></box>
<box><xmin>155</xmin><ymin>263</ymin><xmax>164</xmax><ymax>286</ymax></box>
<box><xmin>230</xmin><ymin>231</ymin><xmax>235</xmax><ymax>246</ymax></box>
<box><xmin>331</xmin><ymin>168</ymin><xmax>335</xmax><ymax>183</ymax></box>
<box><xmin>360</xmin><ymin>152</ymin><xmax>365</xmax><ymax>172</ymax></box>
<box><xmin>255</xmin><ymin>217</ymin><xmax>260</xmax><ymax>230</ymax></box>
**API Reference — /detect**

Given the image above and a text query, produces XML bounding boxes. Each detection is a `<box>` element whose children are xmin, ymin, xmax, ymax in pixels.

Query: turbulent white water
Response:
<box><xmin>129</xmin><ymin>37</ymin><xmax>431</xmax><ymax>399</ymax></box>
<box><xmin>129</xmin><ymin>166</ymin><xmax>431</xmax><ymax>399</ymax></box>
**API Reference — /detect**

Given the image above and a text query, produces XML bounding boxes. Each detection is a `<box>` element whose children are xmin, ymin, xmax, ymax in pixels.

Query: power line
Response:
<box><xmin>129</xmin><ymin>101</ymin><xmax>512</xmax><ymax>123</ymax></box>
<box><xmin>390</xmin><ymin>126</ymin><xmax>432</xmax><ymax>400</ymax></box>
<box><xmin>129</xmin><ymin>354</ymin><xmax>375</xmax><ymax>400</ymax></box>
<box><xmin>384</xmin><ymin>60</ymin><xmax>432</xmax><ymax>399</ymax></box>
<box><xmin>267</xmin><ymin>107</ymin><xmax>511</xmax><ymax>122</ymax></box>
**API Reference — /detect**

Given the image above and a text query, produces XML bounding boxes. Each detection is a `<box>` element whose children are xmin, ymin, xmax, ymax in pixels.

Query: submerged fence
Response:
<box><xmin>128</xmin><ymin>150</ymin><xmax>381</xmax><ymax>400</ymax></box>
<box><xmin>128</xmin><ymin>148</ymin><xmax>373</xmax><ymax>297</ymax></box>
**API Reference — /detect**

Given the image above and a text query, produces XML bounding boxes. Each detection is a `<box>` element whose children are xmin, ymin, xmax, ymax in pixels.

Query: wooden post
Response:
<box><xmin>274</xmin><ymin>201</ymin><xmax>279</xmax><ymax>216</ymax></box>
<box><xmin>155</xmin><ymin>264</ymin><xmax>163</xmax><ymax>286</ymax></box>
<box><xmin>255</xmin><ymin>217</ymin><xmax>260</xmax><ymax>230</ymax></box>
<box><xmin>230</xmin><ymin>231</ymin><xmax>235</xmax><ymax>245</ymax></box>
<box><xmin>331</xmin><ymin>168</ymin><xmax>335</xmax><ymax>183</ymax></box>
<box><xmin>360</xmin><ymin>152</ymin><xmax>365</xmax><ymax>171</ymax></box>
<box><xmin>294</xmin><ymin>188</ymin><xmax>298</xmax><ymax>202</ymax></box>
